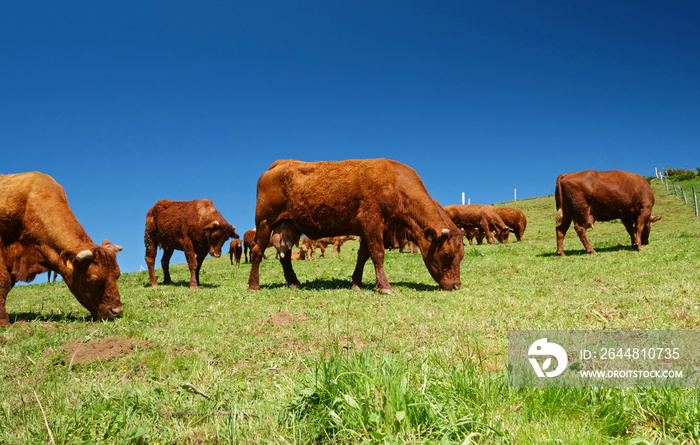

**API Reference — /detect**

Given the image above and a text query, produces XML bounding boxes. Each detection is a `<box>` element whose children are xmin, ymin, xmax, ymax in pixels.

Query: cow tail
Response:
<box><xmin>555</xmin><ymin>174</ymin><xmax>565</xmax><ymax>226</ymax></box>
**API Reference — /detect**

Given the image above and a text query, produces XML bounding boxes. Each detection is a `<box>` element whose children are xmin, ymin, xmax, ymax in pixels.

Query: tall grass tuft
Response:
<box><xmin>283</xmin><ymin>346</ymin><xmax>512</xmax><ymax>443</ymax></box>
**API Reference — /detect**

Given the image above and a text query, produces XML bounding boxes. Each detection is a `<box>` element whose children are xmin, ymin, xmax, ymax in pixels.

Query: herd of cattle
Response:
<box><xmin>0</xmin><ymin>160</ymin><xmax>659</xmax><ymax>325</ymax></box>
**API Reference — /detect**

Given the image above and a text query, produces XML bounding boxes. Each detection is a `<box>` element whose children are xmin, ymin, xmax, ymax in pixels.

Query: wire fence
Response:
<box><xmin>655</xmin><ymin>168</ymin><xmax>699</xmax><ymax>217</ymax></box>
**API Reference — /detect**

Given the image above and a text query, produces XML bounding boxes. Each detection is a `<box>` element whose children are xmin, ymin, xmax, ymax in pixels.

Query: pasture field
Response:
<box><xmin>1</xmin><ymin>179</ymin><xmax>699</xmax><ymax>444</ymax></box>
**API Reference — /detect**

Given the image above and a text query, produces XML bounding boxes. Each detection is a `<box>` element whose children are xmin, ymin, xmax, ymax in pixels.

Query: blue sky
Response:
<box><xmin>2</xmin><ymin>1</ymin><xmax>698</xmax><ymax>275</ymax></box>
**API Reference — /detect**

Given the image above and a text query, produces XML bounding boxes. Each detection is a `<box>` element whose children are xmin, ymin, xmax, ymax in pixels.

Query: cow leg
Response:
<box><xmin>354</xmin><ymin>234</ymin><xmax>394</xmax><ymax>295</ymax></box>
<box><xmin>351</xmin><ymin>238</ymin><xmax>370</xmax><ymax>291</ymax></box>
<box><xmin>280</xmin><ymin>254</ymin><xmax>301</xmax><ymax>289</ymax></box>
<box><xmin>368</xmin><ymin>241</ymin><xmax>394</xmax><ymax>294</ymax></box>
<box><xmin>161</xmin><ymin>248</ymin><xmax>175</xmax><ymax>285</ymax></box>
<box><xmin>182</xmin><ymin>247</ymin><xmax>199</xmax><ymax>289</ymax></box>
<box><xmin>195</xmin><ymin>255</ymin><xmax>205</xmax><ymax>287</ymax></box>
<box><xmin>555</xmin><ymin>211</ymin><xmax>572</xmax><ymax>256</ymax></box>
<box><xmin>0</xmin><ymin>265</ymin><xmax>13</xmax><ymax>326</ymax></box>
<box><xmin>145</xmin><ymin>241</ymin><xmax>159</xmax><ymax>286</ymax></box>
<box><xmin>481</xmin><ymin>222</ymin><xmax>495</xmax><ymax>245</ymax></box>
<box><xmin>271</xmin><ymin>222</ymin><xmax>301</xmax><ymax>289</ymax></box>
<box><xmin>248</xmin><ymin>226</ymin><xmax>271</xmax><ymax>291</ymax></box>
<box><xmin>621</xmin><ymin>218</ymin><xmax>636</xmax><ymax>246</ymax></box>
<box><xmin>573</xmin><ymin>222</ymin><xmax>596</xmax><ymax>254</ymax></box>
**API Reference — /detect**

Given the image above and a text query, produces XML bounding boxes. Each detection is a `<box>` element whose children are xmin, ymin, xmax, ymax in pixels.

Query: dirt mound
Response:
<box><xmin>258</xmin><ymin>310</ymin><xmax>309</xmax><ymax>326</ymax></box>
<box><xmin>62</xmin><ymin>337</ymin><xmax>148</xmax><ymax>366</ymax></box>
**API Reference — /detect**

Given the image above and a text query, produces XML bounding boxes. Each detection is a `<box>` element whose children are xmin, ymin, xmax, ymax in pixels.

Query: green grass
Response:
<box><xmin>1</xmin><ymin>179</ymin><xmax>699</xmax><ymax>443</ymax></box>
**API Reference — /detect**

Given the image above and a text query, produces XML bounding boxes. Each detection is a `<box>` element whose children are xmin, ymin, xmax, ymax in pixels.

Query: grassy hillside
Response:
<box><xmin>1</xmin><ymin>179</ymin><xmax>699</xmax><ymax>444</ymax></box>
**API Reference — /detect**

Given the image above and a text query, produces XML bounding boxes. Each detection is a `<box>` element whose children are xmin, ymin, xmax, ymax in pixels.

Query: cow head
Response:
<box><xmin>204</xmin><ymin>221</ymin><xmax>239</xmax><ymax>258</ymax></box>
<box><xmin>60</xmin><ymin>240</ymin><xmax>123</xmax><ymax>320</ymax></box>
<box><xmin>496</xmin><ymin>226</ymin><xmax>510</xmax><ymax>243</ymax></box>
<box><xmin>421</xmin><ymin>227</ymin><xmax>464</xmax><ymax>290</ymax></box>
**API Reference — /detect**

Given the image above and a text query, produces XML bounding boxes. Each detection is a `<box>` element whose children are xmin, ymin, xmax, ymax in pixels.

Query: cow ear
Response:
<box><xmin>60</xmin><ymin>251</ymin><xmax>77</xmax><ymax>271</ymax></box>
<box><xmin>102</xmin><ymin>239</ymin><xmax>123</xmax><ymax>252</ymax></box>
<box><xmin>424</xmin><ymin>227</ymin><xmax>438</xmax><ymax>242</ymax></box>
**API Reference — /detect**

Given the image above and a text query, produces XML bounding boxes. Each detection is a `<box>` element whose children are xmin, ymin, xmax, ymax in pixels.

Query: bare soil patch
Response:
<box><xmin>62</xmin><ymin>337</ymin><xmax>149</xmax><ymax>365</ymax></box>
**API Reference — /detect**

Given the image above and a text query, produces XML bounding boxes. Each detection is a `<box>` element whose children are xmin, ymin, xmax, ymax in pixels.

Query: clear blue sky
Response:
<box><xmin>2</xmin><ymin>1</ymin><xmax>698</xmax><ymax>275</ymax></box>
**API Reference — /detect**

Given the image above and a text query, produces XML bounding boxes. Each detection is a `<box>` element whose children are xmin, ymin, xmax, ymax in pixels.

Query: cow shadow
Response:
<box><xmin>142</xmin><ymin>281</ymin><xmax>219</xmax><ymax>289</ymax></box>
<box><xmin>538</xmin><ymin>244</ymin><xmax>634</xmax><ymax>257</ymax></box>
<box><xmin>259</xmin><ymin>278</ymin><xmax>438</xmax><ymax>293</ymax></box>
<box><xmin>8</xmin><ymin>312</ymin><xmax>92</xmax><ymax>324</ymax></box>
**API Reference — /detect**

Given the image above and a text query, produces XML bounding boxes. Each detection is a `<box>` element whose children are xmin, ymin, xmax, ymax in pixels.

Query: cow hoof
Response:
<box><xmin>288</xmin><ymin>283</ymin><xmax>301</xmax><ymax>290</ymax></box>
<box><xmin>351</xmin><ymin>283</ymin><xmax>362</xmax><ymax>291</ymax></box>
<box><xmin>0</xmin><ymin>318</ymin><xmax>10</xmax><ymax>327</ymax></box>
<box><xmin>247</xmin><ymin>286</ymin><xmax>259</xmax><ymax>292</ymax></box>
<box><xmin>379</xmin><ymin>288</ymin><xmax>396</xmax><ymax>296</ymax></box>
<box><xmin>586</xmin><ymin>249</ymin><xmax>596</xmax><ymax>254</ymax></box>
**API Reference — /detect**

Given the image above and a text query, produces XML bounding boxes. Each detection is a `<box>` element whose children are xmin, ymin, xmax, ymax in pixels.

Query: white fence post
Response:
<box><xmin>693</xmin><ymin>186</ymin><xmax>698</xmax><ymax>217</ymax></box>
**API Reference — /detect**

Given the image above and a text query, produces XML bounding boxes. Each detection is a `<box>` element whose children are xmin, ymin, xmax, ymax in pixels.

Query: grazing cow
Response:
<box><xmin>144</xmin><ymin>199</ymin><xmax>238</xmax><ymax>289</ymax></box>
<box><xmin>495</xmin><ymin>207</ymin><xmax>527</xmax><ymax>242</ymax></box>
<box><xmin>444</xmin><ymin>204</ymin><xmax>510</xmax><ymax>244</ymax></box>
<box><xmin>248</xmin><ymin>159</ymin><xmax>464</xmax><ymax>294</ymax></box>
<box><xmin>463</xmin><ymin>227</ymin><xmax>485</xmax><ymax>245</ymax></box>
<box><xmin>308</xmin><ymin>235</ymin><xmax>356</xmax><ymax>259</ymax></box>
<box><xmin>384</xmin><ymin>227</ymin><xmax>418</xmax><ymax>253</ymax></box>
<box><xmin>229</xmin><ymin>239</ymin><xmax>243</xmax><ymax>265</ymax></box>
<box><xmin>0</xmin><ymin>172</ymin><xmax>123</xmax><ymax>325</ymax></box>
<box><xmin>555</xmin><ymin>170</ymin><xmax>660</xmax><ymax>255</ymax></box>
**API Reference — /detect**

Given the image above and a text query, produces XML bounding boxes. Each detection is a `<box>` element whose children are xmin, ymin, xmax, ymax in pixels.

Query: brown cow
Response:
<box><xmin>555</xmin><ymin>170</ymin><xmax>660</xmax><ymax>255</ymax></box>
<box><xmin>443</xmin><ymin>204</ymin><xmax>510</xmax><ymax>244</ymax></box>
<box><xmin>495</xmin><ymin>207</ymin><xmax>527</xmax><ymax>242</ymax></box>
<box><xmin>463</xmin><ymin>227</ymin><xmax>485</xmax><ymax>245</ymax></box>
<box><xmin>144</xmin><ymin>199</ymin><xmax>238</xmax><ymax>289</ymax></box>
<box><xmin>308</xmin><ymin>235</ymin><xmax>356</xmax><ymax>259</ymax></box>
<box><xmin>243</xmin><ymin>229</ymin><xmax>256</xmax><ymax>263</ymax></box>
<box><xmin>0</xmin><ymin>172</ymin><xmax>123</xmax><ymax>325</ymax></box>
<box><xmin>384</xmin><ymin>226</ymin><xmax>418</xmax><ymax>253</ymax></box>
<box><xmin>248</xmin><ymin>159</ymin><xmax>464</xmax><ymax>294</ymax></box>
<box><xmin>229</xmin><ymin>239</ymin><xmax>243</xmax><ymax>265</ymax></box>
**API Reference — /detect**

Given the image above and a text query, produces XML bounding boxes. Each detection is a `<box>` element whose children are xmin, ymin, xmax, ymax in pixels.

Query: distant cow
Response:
<box><xmin>463</xmin><ymin>227</ymin><xmax>485</xmax><ymax>245</ymax></box>
<box><xmin>308</xmin><ymin>235</ymin><xmax>356</xmax><ymax>259</ymax></box>
<box><xmin>248</xmin><ymin>159</ymin><xmax>464</xmax><ymax>294</ymax></box>
<box><xmin>495</xmin><ymin>207</ymin><xmax>527</xmax><ymax>242</ymax></box>
<box><xmin>0</xmin><ymin>172</ymin><xmax>123</xmax><ymax>325</ymax></box>
<box><xmin>243</xmin><ymin>229</ymin><xmax>256</xmax><ymax>263</ymax></box>
<box><xmin>444</xmin><ymin>204</ymin><xmax>510</xmax><ymax>244</ymax></box>
<box><xmin>555</xmin><ymin>170</ymin><xmax>660</xmax><ymax>255</ymax></box>
<box><xmin>144</xmin><ymin>199</ymin><xmax>238</xmax><ymax>289</ymax></box>
<box><xmin>384</xmin><ymin>227</ymin><xmax>418</xmax><ymax>253</ymax></box>
<box><xmin>229</xmin><ymin>239</ymin><xmax>243</xmax><ymax>265</ymax></box>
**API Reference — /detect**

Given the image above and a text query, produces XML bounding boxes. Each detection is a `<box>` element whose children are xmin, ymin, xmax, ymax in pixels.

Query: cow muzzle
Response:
<box><xmin>107</xmin><ymin>305</ymin><xmax>124</xmax><ymax>319</ymax></box>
